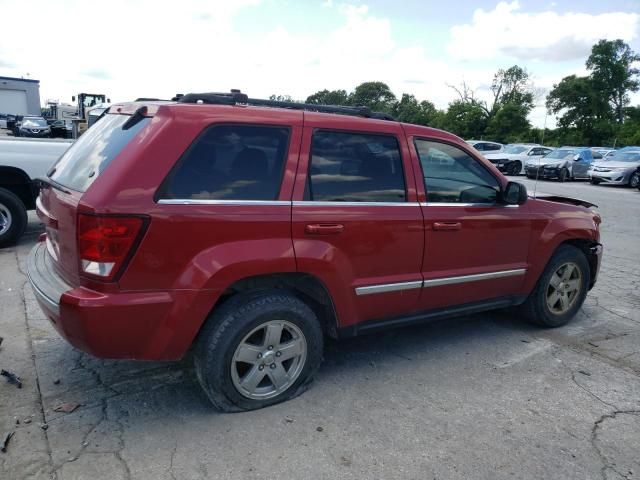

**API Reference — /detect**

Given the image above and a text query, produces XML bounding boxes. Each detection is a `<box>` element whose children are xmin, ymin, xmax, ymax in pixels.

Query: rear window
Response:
<box><xmin>49</xmin><ymin>114</ymin><xmax>150</xmax><ymax>192</ymax></box>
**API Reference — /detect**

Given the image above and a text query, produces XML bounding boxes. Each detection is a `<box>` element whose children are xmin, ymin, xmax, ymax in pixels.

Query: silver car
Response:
<box><xmin>589</xmin><ymin>150</ymin><xmax>640</xmax><ymax>187</ymax></box>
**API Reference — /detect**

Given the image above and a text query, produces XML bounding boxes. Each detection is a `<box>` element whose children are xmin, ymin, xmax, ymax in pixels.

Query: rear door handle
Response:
<box><xmin>305</xmin><ymin>223</ymin><xmax>344</xmax><ymax>235</ymax></box>
<box><xmin>433</xmin><ymin>222</ymin><xmax>461</xmax><ymax>231</ymax></box>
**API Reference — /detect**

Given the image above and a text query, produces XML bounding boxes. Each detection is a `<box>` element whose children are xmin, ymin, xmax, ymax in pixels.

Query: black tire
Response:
<box><xmin>590</xmin><ymin>179</ymin><xmax>600</xmax><ymax>185</ymax></box>
<box><xmin>521</xmin><ymin>245</ymin><xmax>590</xmax><ymax>328</ymax></box>
<box><xmin>507</xmin><ymin>161</ymin><xmax>521</xmax><ymax>176</ymax></box>
<box><xmin>558</xmin><ymin>168</ymin><xmax>569</xmax><ymax>182</ymax></box>
<box><xmin>194</xmin><ymin>290</ymin><xmax>324</xmax><ymax>412</ymax></box>
<box><xmin>0</xmin><ymin>188</ymin><xmax>28</xmax><ymax>248</ymax></box>
<box><xmin>630</xmin><ymin>172</ymin><xmax>640</xmax><ymax>189</ymax></box>
<box><xmin>526</xmin><ymin>174</ymin><xmax>534</xmax><ymax>179</ymax></box>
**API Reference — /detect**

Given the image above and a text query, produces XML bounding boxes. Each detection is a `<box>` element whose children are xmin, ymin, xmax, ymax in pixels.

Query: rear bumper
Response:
<box><xmin>27</xmin><ymin>241</ymin><xmax>214</xmax><ymax>360</ymax></box>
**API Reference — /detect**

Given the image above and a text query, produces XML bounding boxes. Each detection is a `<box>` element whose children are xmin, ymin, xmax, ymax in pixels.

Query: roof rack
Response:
<box><xmin>176</xmin><ymin>90</ymin><xmax>395</xmax><ymax>121</ymax></box>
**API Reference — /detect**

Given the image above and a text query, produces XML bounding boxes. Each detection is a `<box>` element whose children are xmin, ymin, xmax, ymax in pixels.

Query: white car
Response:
<box><xmin>589</xmin><ymin>150</ymin><xmax>640</xmax><ymax>187</ymax></box>
<box><xmin>0</xmin><ymin>137</ymin><xmax>73</xmax><ymax>246</ymax></box>
<box><xmin>465</xmin><ymin>140</ymin><xmax>504</xmax><ymax>154</ymax></box>
<box><xmin>484</xmin><ymin>144</ymin><xmax>554</xmax><ymax>176</ymax></box>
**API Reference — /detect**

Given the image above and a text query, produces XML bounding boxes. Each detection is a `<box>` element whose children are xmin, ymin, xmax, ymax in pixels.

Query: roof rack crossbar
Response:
<box><xmin>176</xmin><ymin>91</ymin><xmax>395</xmax><ymax>121</ymax></box>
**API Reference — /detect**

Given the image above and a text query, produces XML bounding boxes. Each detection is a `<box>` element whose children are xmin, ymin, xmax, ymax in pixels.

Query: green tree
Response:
<box><xmin>350</xmin><ymin>81</ymin><xmax>396</xmax><ymax>112</ymax></box>
<box><xmin>442</xmin><ymin>100</ymin><xmax>488</xmax><ymax>139</ymax></box>
<box><xmin>269</xmin><ymin>94</ymin><xmax>294</xmax><ymax>102</ymax></box>
<box><xmin>586</xmin><ymin>39</ymin><xmax>640</xmax><ymax>123</ymax></box>
<box><xmin>305</xmin><ymin>89</ymin><xmax>350</xmax><ymax>105</ymax></box>
<box><xmin>485</xmin><ymin>102</ymin><xmax>531</xmax><ymax>143</ymax></box>
<box><xmin>546</xmin><ymin>75</ymin><xmax>603</xmax><ymax>144</ymax></box>
<box><xmin>392</xmin><ymin>94</ymin><xmax>437</xmax><ymax>125</ymax></box>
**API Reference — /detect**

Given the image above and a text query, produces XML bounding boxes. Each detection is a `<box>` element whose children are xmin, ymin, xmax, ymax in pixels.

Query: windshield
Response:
<box><xmin>504</xmin><ymin>145</ymin><xmax>527</xmax><ymax>154</ymax></box>
<box><xmin>544</xmin><ymin>149</ymin><xmax>575</xmax><ymax>160</ymax></box>
<box><xmin>22</xmin><ymin>118</ymin><xmax>48</xmax><ymax>127</ymax></box>
<box><xmin>607</xmin><ymin>152</ymin><xmax>640</xmax><ymax>163</ymax></box>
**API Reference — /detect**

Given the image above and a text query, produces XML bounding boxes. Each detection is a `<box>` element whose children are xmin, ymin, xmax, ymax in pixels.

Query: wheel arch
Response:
<box><xmin>0</xmin><ymin>166</ymin><xmax>35</xmax><ymax>210</ymax></box>
<box><xmin>200</xmin><ymin>272</ymin><xmax>340</xmax><ymax>340</ymax></box>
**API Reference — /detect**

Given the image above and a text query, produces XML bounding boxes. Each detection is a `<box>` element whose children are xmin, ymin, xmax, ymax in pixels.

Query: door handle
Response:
<box><xmin>305</xmin><ymin>223</ymin><xmax>344</xmax><ymax>235</ymax></box>
<box><xmin>433</xmin><ymin>222</ymin><xmax>461</xmax><ymax>231</ymax></box>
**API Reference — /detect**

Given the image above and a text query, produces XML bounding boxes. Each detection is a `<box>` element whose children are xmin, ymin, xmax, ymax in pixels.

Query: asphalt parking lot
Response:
<box><xmin>1</xmin><ymin>178</ymin><xmax>639</xmax><ymax>480</ymax></box>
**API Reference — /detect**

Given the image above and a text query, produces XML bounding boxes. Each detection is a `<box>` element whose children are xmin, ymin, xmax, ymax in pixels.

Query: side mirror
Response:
<box><xmin>72</xmin><ymin>96</ymin><xmax>76</xmax><ymax>102</ymax></box>
<box><xmin>503</xmin><ymin>181</ymin><xmax>527</xmax><ymax>205</ymax></box>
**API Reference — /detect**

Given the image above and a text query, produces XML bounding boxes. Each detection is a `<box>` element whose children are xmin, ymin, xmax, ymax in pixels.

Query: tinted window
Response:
<box><xmin>50</xmin><ymin>114</ymin><xmax>150</xmax><ymax>192</ymax></box>
<box><xmin>485</xmin><ymin>143</ymin><xmax>502</xmax><ymax>151</ymax></box>
<box><xmin>415</xmin><ymin>140</ymin><xmax>500</xmax><ymax>204</ymax></box>
<box><xmin>161</xmin><ymin>125</ymin><xmax>290</xmax><ymax>201</ymax></box>
<box><xmin>307</xmin><ymin>130</ymin><xmax>406</xmax><ymax>202</ymax></box>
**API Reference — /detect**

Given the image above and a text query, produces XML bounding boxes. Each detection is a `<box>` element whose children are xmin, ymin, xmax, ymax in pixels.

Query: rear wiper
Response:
<box><xmin>35</xmin><ymin>176</ymin><xmax>71</xmax><ymax>195</ymax></box>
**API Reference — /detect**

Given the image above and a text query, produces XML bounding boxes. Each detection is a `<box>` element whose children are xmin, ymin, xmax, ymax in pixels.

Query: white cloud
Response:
<box><xmin>448</xmin><ymin>1</ymin><xmax>640</xmax><ymax>61</ymax></box>
<box><xmin>0</xmin><ymin>0</ymin><xmax>636</xmax><ymax>129</ymax></box>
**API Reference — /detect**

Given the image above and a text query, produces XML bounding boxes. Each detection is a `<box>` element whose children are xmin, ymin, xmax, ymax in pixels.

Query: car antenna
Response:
<box><xmin>534</xmin><ymin>153</ymin><xmax>541</xmax><ymax>198</ymax></box>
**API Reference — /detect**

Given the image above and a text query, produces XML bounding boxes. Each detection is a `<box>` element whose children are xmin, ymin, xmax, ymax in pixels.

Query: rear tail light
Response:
<box><xmin>77</xmin><ymin>214</ymin><xmax>147</xmax><ymax>281</ymax></box>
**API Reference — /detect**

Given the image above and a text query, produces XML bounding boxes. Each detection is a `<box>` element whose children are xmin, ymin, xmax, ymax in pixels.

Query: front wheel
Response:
<box><xmin>630</xmin><ymin>172</ymin><xmax>640</xmax><ymax>189</ymax></box>
<box><xmin>507</xmin><ymin>161</ymin><xmax>521</xmax><ymax>176</ymax></box>
<box><xmin>195</xmin><ymin>290</ymin><xmax>324</xmax><ymax>412</ymax></box>
<box><xmin>558</xmin><ymin>168</ymin><xmax>569</xmax><ymax>182</ymax></box>
<box><xmin>0</xmin><ymin>188</ymin><xmax>27</xmax><ymax>248</ymax></box>
<box><xmin>520</xmin><ymin>245</ymin><xmax>590</xmax><ymax>327</ymax></box>
<box><xmin>590</xmin><ymin>179</ymin><xmax>601</xmax><ymax>185</ymax></box>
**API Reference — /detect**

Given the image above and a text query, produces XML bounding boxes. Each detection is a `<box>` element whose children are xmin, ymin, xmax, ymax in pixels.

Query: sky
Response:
<box><xmin>0</xmin><ymin>0</ymin><xmax>639</xmax><ymax>128</ymax></box>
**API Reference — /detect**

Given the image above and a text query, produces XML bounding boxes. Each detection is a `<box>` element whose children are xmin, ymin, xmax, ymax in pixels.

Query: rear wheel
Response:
<box><xmin>521</xmin><ymin>245</ymin><xmax>590</xmax><ymax>327</ymax></box>
<box><xmin>590</xmin><ymin>179</ymin><xmax>601</xmax><ymax>185</ymax></box>
<box><xmin>630</xmin><ymin>172</ymin><xmax>640</xmax><ymax>189</ymax></box>
<box><xmin>195</xmin><ymin>290</ymin><xmax>324</xmax><ymax>412</ymax></box>
<box><xmin>0</xmin><ymin>188</ymin><xmax>27</xmax><ymax>248</ymax></box>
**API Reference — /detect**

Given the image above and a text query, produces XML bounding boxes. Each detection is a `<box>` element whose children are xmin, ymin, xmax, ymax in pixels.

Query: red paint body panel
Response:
<box><xmin>28</xmin><ymin>102</ymin><xmax>603</xmax><ymax>360</ymax></box>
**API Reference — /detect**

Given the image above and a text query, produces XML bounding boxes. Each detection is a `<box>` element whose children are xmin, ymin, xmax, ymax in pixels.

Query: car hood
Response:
<box><xmin>484</xmin><ymin>153</ymin><xmax>526</xmax><ymax>160</ymax></box>
<box><xmin>532</xmin><ymin>193</ymin><xmax>597</xmax><ymax>208</ymax></box>
<box><xmin>527</xmin><ymin>158</ymin><xmax>566</xmax><ymax>166</ymax></box>
<box><xmin>593</xmin><ymin>161</ymin><xmax>640</xmax><ymax>169</ymax></box>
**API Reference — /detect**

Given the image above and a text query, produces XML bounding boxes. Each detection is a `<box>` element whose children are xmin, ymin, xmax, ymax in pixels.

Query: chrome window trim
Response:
<box><xmin>293</xmin><ymin>201</ymin><xmax>420</xmax><ymax>207</ymax></box>
<box><xmin>355</xmin><ymin>280</ymin><xmax>423</xmax><ymax>296</ymax></box>
<box><xmin>157</xmin><ymin>199</ymin><xmax>291</xmax><ymax>206</ymax></box>
<box><xmin>354</xmin><ymin>269</ymin><xmax>526</xmax><ymax>296</ymax></box>
<box><xmin>420</xmin><ymin>202</ymin><xmax>519</xmax><ymax>208</ymax></box>
<box><xmin>422</xmin><ymin>268</ymin><xmax>526</xmax><ymax>288</ymax></box>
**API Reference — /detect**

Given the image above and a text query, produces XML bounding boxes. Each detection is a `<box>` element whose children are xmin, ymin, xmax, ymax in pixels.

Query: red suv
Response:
<box><xmin>28</xmin><ymin>91</ymin><xmax>602</xmax><ymax>411</ymax></box>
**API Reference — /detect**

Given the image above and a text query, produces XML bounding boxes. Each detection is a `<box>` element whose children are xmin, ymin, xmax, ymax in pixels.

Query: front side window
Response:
<box><xmin>485</xmin><ymin>143</ymin><xmax>502</xmax><ymax>151</ymax></box>
<box><xmin>415</xmin><ymin>140</ymin><xmax>500</xmax><ymax>204</ymax></box>
<box><xmin>306</xmin><ymin>130</ymin><xmax>406</xmax><ymax>202</ymax></box>
<box><xmin>160</xmin><ymin>125</ymin><xmax>290</xmax><ymax>201</ymax></box>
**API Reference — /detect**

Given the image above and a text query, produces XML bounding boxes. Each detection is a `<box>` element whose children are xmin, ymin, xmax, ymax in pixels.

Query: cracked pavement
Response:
<box><xmin>1</xmin><ymin>178</ymin><xmax>639</xmax><ymax>479</ymax></box>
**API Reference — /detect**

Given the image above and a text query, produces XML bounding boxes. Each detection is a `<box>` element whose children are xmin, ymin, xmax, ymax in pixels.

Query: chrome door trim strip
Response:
<box><xmin>420</xmin><ymin>202</ymin><xmax>519</xmax><ymax>208</ymax></box>
<box><xmin>354</xmin><ymin>269</ymin><xmax>526</xmax><ymax>296</ymax></box>
<box><xmin>422</xmin><ymin>268</ymin><xmax>526</xmax><ymax>288</ymax></box>
<box><xmin>157</xmin><ymin>199</ymin><xmax>291</xmax><ymax>206</ymax></box>
<box><xmin>355</xmin><ymin>280</ymin><xmax>423</xmax><ymax>296</ymax></box>
<box><xmin>293</xmin><ymin>201</ymin><xmax>420</xmax><ymax>207</ymax></box>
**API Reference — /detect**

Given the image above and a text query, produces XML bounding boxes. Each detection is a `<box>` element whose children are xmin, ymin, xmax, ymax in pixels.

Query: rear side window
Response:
<box><xmin>306</xmin><ymin>130</ymin><xmax>406</xmax><ymax>202</ymax></box>
<box><xmin>160</xmin><ymin>125</ymin><xmax>290</xmax><ymax>201</ymax></box>
<box><xmin>49</xmin><ymin>114</ymin><xmax>150</xmax><ymax>192</ymax></box>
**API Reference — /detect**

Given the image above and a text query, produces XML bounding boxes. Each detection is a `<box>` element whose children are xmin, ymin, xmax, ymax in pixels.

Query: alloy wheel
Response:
<box><xmin>230</xmin><ymin>320</ymin><xmax>307</xmax><ymax>400</ymax></box>
<box><xmin>546</xmin><ymin>262</ymin><xmax>582</xmax><ymax>315</ymax></box>
<box><xmin>630</xmin><ymin>173</ymin><xmax>640</xmax><ymax>189</ymax></box>
<box><xmin>0</xmin><ymin>203</ymin><xmax>12</xmax><ymax>236</ymax></box>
